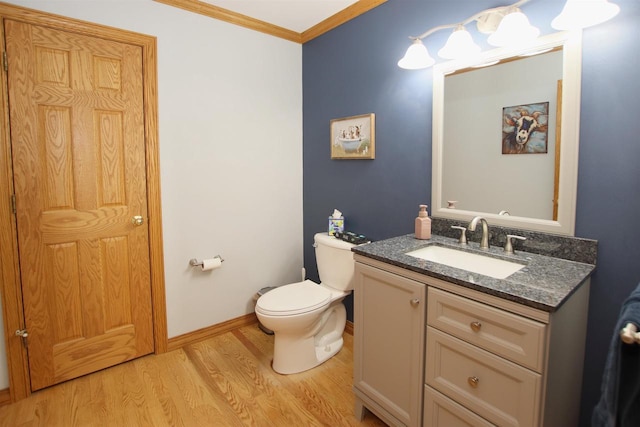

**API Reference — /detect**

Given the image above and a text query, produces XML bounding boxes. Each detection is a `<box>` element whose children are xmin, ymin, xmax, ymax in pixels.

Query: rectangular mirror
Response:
<box><xmin>432</xmin><ymin>31</ymin><xmax>582</xmax><ymax>235</ymax></box>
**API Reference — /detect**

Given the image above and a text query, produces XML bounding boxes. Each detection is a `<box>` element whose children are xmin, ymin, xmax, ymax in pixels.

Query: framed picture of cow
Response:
<box><xmin>330</xmin><ymin>113</ymin><xmax>375</xmax><ymax>159</ymax></box>
<box><xmin>502</xmin><ymin>102</ymin><xmax>549</xmax><ymax>154</ymax></box>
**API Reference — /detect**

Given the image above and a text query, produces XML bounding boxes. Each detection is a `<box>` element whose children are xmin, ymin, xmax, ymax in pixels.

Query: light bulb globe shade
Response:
<box><xmin>487</xmin><ymin>10</ymin><xmax>540</xmax><ymax>47</ymax></box>
<box><xmin>398</xmin><ymin>39</ymin><xmax>435</xmax><ymax>70</ymax></box>
<box><xmin>438</xmin><ymin>26</ymin><xmax>481</xmax><ymax>60</ymax></box>
<box><xmin>551</xmin><ymin>0</ymin><xmax>620</xmax><ymax>30</ymax></box>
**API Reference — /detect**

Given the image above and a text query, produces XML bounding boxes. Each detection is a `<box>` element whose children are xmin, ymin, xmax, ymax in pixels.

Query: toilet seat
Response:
<box><xmin>256</xmin><ymin>280</ymin><xmax>331</xmax><ymax>316</ymax></box>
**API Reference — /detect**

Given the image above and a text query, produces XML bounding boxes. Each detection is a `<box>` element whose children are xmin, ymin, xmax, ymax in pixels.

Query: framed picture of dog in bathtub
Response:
<box><xmin>330</xmin><ymin>113</ymin><xmax>375</xmax><ymax>159</ymax></box>
<box><xmin>502</xmin><ymin>102</ymin><xmax>549</xmax><ymax>154</ymax></box>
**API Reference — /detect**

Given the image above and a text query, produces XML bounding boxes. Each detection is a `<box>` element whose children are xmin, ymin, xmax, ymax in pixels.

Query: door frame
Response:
<box><xmin>0</xmin><ymin>2</ymin><xmax>167</xmax><ymax>402</ymax></box>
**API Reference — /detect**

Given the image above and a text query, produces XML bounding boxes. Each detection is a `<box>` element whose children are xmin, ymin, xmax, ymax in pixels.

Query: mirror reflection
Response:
<box><xmin>431</xmin><ymin>31</ymin><xmax>582</xmax><ymax>236</ymax></box>
<box><xmin>442</xmin><ymin>49</ymin><xmax>562</xmax><ymax>221</ymax></box>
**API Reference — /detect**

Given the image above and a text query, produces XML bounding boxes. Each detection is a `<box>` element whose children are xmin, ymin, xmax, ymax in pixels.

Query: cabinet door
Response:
<box><xmin>353</xmin><ymin>262</ymin><xmax>426</xmax><ymax>427</ymax></box>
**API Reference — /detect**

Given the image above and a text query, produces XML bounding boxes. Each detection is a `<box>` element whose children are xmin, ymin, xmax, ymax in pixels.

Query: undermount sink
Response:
<box><xmin>405</xmin><ymin>245</ymin><xmax>525</xmax><ymax>279</ymax></box>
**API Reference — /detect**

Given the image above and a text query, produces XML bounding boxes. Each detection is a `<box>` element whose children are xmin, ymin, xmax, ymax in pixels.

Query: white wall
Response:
<box><xmin>0</xmin><ymin>0</ymin><xmax>303</xmax><ymax>389</ymax></box>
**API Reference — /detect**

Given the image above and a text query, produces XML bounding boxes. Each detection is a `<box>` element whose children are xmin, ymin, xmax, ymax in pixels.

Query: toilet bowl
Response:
<box><xmin>255</xmin><ymin>232</ymin><xmax>358</xmax><ymax>374</ymax></box>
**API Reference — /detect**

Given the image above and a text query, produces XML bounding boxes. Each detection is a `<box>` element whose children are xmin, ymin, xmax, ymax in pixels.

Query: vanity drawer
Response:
<box><xmin>424</xmin><ymin>385</ymin><xmax>495</xmax><ymax>427</ymax></box>
<box><xmin>426</xmin><ymin>327</ymin><xmax>541</xmax><ymax>427</ymax></box>
<box><xmin>427</xmin><ymin>288</ymin><xmax>546</xmax><ymax>372</ymax></box>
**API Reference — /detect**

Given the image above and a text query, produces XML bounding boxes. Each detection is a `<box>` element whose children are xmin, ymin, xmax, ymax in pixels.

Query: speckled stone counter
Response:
<box><xmin>352</xmin><ymin>234</ymin><xmax>596</xmax><ymax>312</ymax></box>
<box><xmin>431</xmin><ymin>217</ymin><xmax>598</xmax><ymax>265</ymax></box>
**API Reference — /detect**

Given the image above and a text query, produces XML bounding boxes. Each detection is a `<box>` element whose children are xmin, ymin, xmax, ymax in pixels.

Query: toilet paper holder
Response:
<box><xmin>189</xmin><ymin>255</ymin><xmax>224</xmax><ymax>267</ymax></box>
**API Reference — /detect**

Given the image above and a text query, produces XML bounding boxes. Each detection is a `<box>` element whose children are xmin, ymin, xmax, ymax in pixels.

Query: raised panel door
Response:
<box><xmin>353</xmin><ymin>262</ymin><xmax>426</xmax><ymax>427</ymax></box>
<box><xmin>6</xmin><ymin>19</ymin><xmax>153</xmax><ymax>390</ymax></box>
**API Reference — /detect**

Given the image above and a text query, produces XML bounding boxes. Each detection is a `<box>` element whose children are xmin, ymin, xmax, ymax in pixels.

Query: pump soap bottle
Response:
<box><xmin>415</xmin><ymin>204</ymin><xmax>431</xmax><ymax>240</ymax></box>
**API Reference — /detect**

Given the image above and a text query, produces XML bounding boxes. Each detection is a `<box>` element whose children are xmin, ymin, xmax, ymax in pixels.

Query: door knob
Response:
<box><xmin>131</xmin><ymin>215</ymin><xmax>144</xmax><ymax>226</ymax></box>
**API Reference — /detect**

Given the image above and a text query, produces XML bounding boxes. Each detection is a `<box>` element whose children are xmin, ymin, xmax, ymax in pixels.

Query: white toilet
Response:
<box><xmin>255</xmin><ymin>232</ymin><xmax>358</xmax><ymax>374</ymax></box>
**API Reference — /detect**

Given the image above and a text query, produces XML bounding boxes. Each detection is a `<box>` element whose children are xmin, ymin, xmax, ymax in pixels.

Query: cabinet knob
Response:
<box><xmin>410</xmin><ymin>298</ymin><xmax>420</xmax><ymax>307</ymax></box>
<box><xmin>467</xmin><ymin>376</ymin><xmax>480</xmax><ymax>388</ymax></box>
<box><xmin>131</xmin><ymin>215</ymin><xmax>144</xmax><ymax>226</ymax></box>
<box><xmin>470</xmin><ymin>321</ymin><xmax>482</xmax><ymax>332</ymax></box>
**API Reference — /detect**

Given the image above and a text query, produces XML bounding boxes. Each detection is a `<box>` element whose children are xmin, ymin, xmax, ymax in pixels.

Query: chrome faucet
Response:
<box><xmin>468</xmin><ymin>216</ymin><xmax>490</xmax><ymax>249</ymax></box>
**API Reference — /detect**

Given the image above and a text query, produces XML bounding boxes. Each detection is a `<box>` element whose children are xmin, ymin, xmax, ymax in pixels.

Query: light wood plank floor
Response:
<box><xmin>0</xmin><ymin>324</ymin><xmax>386</xmax><ymax>426</ymax></box>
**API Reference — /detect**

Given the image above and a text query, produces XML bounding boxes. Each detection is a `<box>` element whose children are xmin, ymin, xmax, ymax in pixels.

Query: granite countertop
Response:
<box><xmin>352</xmin><ymin>234</ymin><xmax>596</xmax><ymax>312</ymax></box>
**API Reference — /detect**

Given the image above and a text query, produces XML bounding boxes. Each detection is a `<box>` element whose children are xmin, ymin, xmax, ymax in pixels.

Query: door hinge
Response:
<box><xmin>2</xmin><ymin>52</ymin><xmax>7</xmax><ymax>72</ymax></box>
<box><xmin>15</xmin><ymin>329</ymin><xmax>28</xmax><ymax>347</ymax></box>
<box><xmin>10</xmin><ymin>194</ymin><xmax>16</xmax><ymax>214</ymax></box>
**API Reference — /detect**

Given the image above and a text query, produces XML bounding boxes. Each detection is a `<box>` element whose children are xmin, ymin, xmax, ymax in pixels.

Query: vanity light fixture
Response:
<box><xmin>552</xmin><ymin>0</ymin><xmax>620</xmax><ymax>30</ymax></box>
<box><xmin>398</xmin><ymin>0</ymin><xmax>620</xmax><ymax>70</ymax></box>
<box><xmin>397</xmin><ymin>39</ymin><xmax>434</xmax><ymax>70</ymax></box>
<box><xmin>487</xmin><ymin>7</ymin><xmax>539</xmax><ymax>47</ymax></box>
<box><xmin>437</xmin><ymin>25</ymin><xmax>481</xmax><ymax>60</ymax></box>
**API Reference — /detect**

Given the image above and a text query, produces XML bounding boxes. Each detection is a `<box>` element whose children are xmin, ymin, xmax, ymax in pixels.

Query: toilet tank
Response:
<box><xmin>314</xmin><ymin>232</ymin><xmax>357</xmax><ymax>291</ymax></box>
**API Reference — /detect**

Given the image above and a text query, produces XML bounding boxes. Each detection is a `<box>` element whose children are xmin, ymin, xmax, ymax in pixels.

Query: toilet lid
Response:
<box><xmin>256</xmin><ymin>280</ymin><xmax>331</xmax><ymax>316</ymax></box>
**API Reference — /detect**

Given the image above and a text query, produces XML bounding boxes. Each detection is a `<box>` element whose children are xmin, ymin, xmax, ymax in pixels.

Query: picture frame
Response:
<box><xmin>502</xmin><ymin>102</ymin><xmax>549</xmax><ymax>154</ymax></box>
<box><xmin>330</xmin><ymin>113</ymin><xmax>375</xmax><ymax>159</ymax></box>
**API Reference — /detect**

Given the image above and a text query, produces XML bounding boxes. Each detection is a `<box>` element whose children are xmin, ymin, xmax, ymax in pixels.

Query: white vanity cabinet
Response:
<box><xmin>425</xmin><ymin>280</ymin><xmax>590</xmax><ymax>427</ymax></box>
<box><xmin>353</xmin><ymin>255</ymin><xmax>591</xmax><ymax>427</ymax></box>
<box><xmin>426</xmin><ymin>288</ymin><xmax>545</xmax><ymax>426</ymax></box>
<box><xmin>353</xmin><ymin>261</ymin><xmax>426</xmax><ymax>427</ymax></box>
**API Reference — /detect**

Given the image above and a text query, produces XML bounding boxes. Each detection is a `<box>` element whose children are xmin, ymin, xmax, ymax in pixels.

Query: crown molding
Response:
<box><xmin>153</xmin><ymin>0</ymin><xmax>387</xmax><ymax>44</ymax></box>
<box><xmin>302</xmin><ymin>0</ymin><xmax>387</xmax><ymax>43</ymax></box>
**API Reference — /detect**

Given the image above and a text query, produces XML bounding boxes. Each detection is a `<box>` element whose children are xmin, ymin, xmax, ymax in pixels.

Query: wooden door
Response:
<box><xmin>5</xmin><ymin>19</ymin><xmax>154</xmax><ymax>391</ymax></box>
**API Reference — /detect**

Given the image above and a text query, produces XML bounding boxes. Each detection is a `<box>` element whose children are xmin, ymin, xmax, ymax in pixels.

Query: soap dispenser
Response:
<box><xmin>415</xmin><ymin>204</ymin><xmax>431</xmax><ymax>240</ymax></box>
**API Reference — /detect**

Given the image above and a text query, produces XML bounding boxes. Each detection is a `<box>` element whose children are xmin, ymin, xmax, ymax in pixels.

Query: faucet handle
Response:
<box><xmin>451</xmin><ymin>226</ymin><xmax>468</xmax><ymax>245</ymax></box>
<box><xmin>504</xmin><ymin>234</ymin><xmax>526</xmax><ymax>254</ymax></box>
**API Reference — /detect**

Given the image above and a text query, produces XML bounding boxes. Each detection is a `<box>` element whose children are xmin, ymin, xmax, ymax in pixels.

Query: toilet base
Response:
<box><xmin>314</xmin><ymin>336</ymin><xmax>343</xmax><ymax>365</ymax></box>
<box><xmin>258</xmin><ymin>322</ymin><xmax>274</xmax><ymax>335</ymax></box>
<box><xmin>271</xmin><ymin>302</ymin><xmax>346</xmax><ymax>375</ymax></box>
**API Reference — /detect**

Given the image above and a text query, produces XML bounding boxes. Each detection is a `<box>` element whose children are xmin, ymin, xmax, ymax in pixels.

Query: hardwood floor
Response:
<box><xmin>0</xmin><ymin>324</ymin><xmax>386</xmax><ymax>426</ymax></box>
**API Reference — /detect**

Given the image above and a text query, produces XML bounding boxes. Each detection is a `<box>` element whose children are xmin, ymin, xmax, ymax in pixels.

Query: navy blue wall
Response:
<box><xmin>303</xmin><ymin>1</ymin><xmax>640</xmax><ymax>424</ymax></box>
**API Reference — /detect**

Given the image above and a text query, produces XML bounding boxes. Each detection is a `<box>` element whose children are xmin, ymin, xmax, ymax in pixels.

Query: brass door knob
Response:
<box><xmin>131</xmin><ymin>215</ymin><xmax>144</xmax><ymax>226</ymax></box>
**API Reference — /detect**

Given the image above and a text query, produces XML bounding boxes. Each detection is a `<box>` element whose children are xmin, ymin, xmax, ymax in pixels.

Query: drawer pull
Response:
<box><xmin>410</xmin><ymin>298</ymin><xmax>420</xmax><ymax>307</ymax></box>
<box><xmin>467</xmin><ymin>376</ymin><xmax>480</xmax><ymax>388</ymax></box>
<box><xmin>470</xmin><ymin>321</ymin><xmax>482</xmax><ymax>332</ymax></box>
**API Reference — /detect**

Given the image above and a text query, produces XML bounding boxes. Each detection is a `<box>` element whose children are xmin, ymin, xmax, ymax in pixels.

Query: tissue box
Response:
<box><xmin>328</xmin><ymin>216</ymin><xmax>344</xmax><ymax>236</ymax></box>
